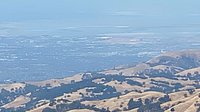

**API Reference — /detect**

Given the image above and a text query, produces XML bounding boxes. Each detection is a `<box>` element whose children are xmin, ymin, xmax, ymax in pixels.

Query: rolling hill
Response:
<box><xmin>1</xmin><ymin>50</ymin><xmax>200</xmax><ymax>112</ymax></box>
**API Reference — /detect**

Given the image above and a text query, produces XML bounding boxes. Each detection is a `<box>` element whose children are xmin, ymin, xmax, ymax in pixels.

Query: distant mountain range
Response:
<box><xmin>1</xmin><ymin>50</ymin><xmax>200</xmax><ymax>112</ymax></box>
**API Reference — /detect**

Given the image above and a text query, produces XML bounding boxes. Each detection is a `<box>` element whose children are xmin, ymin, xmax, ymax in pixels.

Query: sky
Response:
<box><xmin>0</xmin><ymin>0</ymin><xmax>200</xmax><ymax>35</ymax></box>
<box><xmin>0</xmin><ymin>0</ymin><xmax>199</xmax><ymax>21</ymax></box>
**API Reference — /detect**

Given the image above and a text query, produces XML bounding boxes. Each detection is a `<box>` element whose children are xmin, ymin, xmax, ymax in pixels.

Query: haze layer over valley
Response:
<box><xmin>1</xmin><ymin>0</ymin><xmax>200</xmax><ymax>81</ymax></box>
<box><xmin>1</xmin><ymin>23</ymin><xmax>200</xmax><ymax>81</ymax></box>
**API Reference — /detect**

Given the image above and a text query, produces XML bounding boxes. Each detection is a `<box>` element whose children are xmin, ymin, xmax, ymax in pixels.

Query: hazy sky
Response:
<box><xmin>0</xmin><ymin>0</ymin><xmax>200</xmax><ymax>35</ymax></box>
<box><xmin>0</xmin><ymin>0</ymin><xmax>199</xmax><ymax>21</ymax></box>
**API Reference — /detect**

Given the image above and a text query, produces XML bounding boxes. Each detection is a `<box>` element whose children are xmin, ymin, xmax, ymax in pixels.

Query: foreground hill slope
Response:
<box><xmin>1</xmin><ymin>50</ymin><xmax>200</xmax><ymax>112</ymax></box>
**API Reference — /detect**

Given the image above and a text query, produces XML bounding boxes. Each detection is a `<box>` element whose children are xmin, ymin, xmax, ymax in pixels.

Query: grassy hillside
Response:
<box><xmin>1</xmin><ymin>50</ymin><xmax>200</xmax><ymax>112</ymax></box>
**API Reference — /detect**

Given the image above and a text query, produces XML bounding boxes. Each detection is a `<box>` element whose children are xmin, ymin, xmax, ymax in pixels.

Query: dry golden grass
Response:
<box><xmin>100</xmin><ymin>69</ymin><xmax>121</xmax><ymax>75</ymax></box>
<box><xmin>3</xmin><ymin>95</ymin><xmax>30</xmax><ymax>109</ymax></box>
<box><xmin>27</xmin><ymin>73</ymin><xmax>83</xmax><ymax>88</ymax></box>
<box><xmin>100</xmin><ymin>63</ymin><xmax>150</xmax><ymax>76</ymax></box>
<box><xmin>0</xmin><ymin>83</ymin><xmax>25</xmax><ymax>92</ymax></box>
<box><xmin>179</xmin><ymin>86</ymin><xmax>196</xmax><ymax>91</ymax></box>
<box><xmin>126</xmin><ymin>76</ymin><xmax>195</xmax><ymax>92</ymax></box>
<box><xmin>172</xmin><ymin>96</ymin><xmax>199</xmax><ymax>112</ymax></box>
<box><xmin>169</xmin><ymin>91</ymin><xmax>189</xmax><ymax>101</ymax></box>
<box><xmin>82</xmin><ymin>91</ymin><xmax>164</xmax><ymax>111</ymax></box>
<box><xmin>105</xmin><ymin>80</ymin><xmax>144</xmax><ymax>93</ymax></box>
<box><xmin>56</xmin><ymin>88</ymin><xmax>92</xmax><ymax>102</ymax></box>
<box><xmin>27</xmin><ymin>103</ymin><xmax>50</xmax><ymax>112</ymax></box>
<box><xmin>151</xmin><ymin>65</ymin><xmax>171</xmax><ymax>70</ymax></box>
<box><xmin>119</xmin><ymin>63</ymin><xmax>150</xmax><ymax>76</ymax></box>
<box><xmin>150</xmin><ymin>77</ymin><xmax>195</xmax><ymax>87</ymax></box>
<box><xmin>147</xmin><ymin>49</ymin><xmax>200</xmax><ymax>64</ymax></box>
<box><xmin>176</xmin><ymin>67</ymin><xmax>200</xmax><ymax>76</ymax></box>
<box><xmin>92</xmin><ymin>78</ymin><xmax>105</xmax><ymax>84</ymax></box>
<box><xmin>162</xmin><ymin>89</ymin><xmax>200</xmax><ymax>112</ymax></box>
<box><xmin>68</xmin><ymin>109</ymin><xmax>95</xmax><ymax>112</ymax></box>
